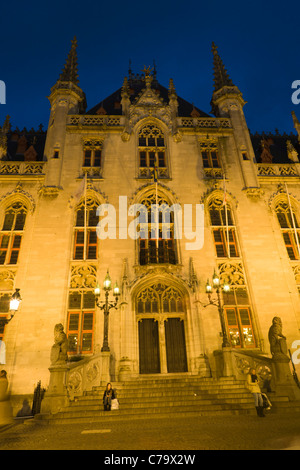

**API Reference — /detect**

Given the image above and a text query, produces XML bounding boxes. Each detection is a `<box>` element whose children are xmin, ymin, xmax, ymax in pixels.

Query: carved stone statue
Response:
<box><xmin>268</xmin><ymin>317</ymin><xmax>289</xmax><ymax>360</ymax></box>
<box><xmin>50</xmin><ymin>323</ymin><xmax>68</xmax><ymax>365</ymax></box>
<box><xmin>260</xmin><ymin>138</ymin><xmax>274</xmax><ymax>163</ymax></box>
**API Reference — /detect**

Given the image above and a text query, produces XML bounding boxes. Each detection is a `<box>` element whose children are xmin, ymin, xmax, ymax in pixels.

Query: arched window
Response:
<box><xmin>138</xmin><ymin>124</ymin><xmax>168</xmax><ymax>179</ymax></box>
<box><xmin>208</xmin><ymin>196</ymin><xmax>239</xmax><ymax>258</ymax></box>
<box><xmin>0</xmin><ymin>202</ymin><xmax>27</xmax><ymax>265</ymax></box>
<box><xmin>138</xmin><ymin>193</ymin><xmax>177</xmax><ymax>265</ymax></box>
<box><xmin>275</xmin><ymin>199</ymin><xmax>300</xmax><ymax>260</ymax></box>
<box><xmin>73</xmin><ymin>197</ymin><xmax>98</xmax><ymax>260</ymax></box>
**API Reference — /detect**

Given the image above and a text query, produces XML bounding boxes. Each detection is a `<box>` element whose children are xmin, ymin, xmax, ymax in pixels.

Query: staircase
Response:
<box><xmin>35</xmin><ymin>375</ymin><xmax>300</xmax><ymax>425</ymax></box>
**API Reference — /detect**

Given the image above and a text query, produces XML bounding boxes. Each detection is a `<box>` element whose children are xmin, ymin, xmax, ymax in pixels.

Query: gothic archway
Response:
<box><xmin>135</xmin><ymin>281</ymin><xmax>188</xmax><ymax>374</ymax></box>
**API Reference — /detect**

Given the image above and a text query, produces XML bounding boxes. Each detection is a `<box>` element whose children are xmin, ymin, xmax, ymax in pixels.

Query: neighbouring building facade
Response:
<box><xmin>1</xmin><ymin>38</ymin><xmax>300</xmax><ymax>402</ymax></box>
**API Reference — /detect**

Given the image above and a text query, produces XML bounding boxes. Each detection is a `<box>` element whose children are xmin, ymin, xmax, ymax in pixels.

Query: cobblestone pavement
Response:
<box><xmin>1</xmin><ymin>411</ymin><xmax>300</xmax><ymax>451</ymax></box>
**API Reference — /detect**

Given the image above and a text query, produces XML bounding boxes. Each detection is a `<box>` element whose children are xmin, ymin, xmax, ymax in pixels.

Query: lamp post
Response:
<box><xmin>0</xmin><ymin>288</ymin><xmax>22</xmax><ymax>327</ymax></box>
<box><xmin>205</xmin><ymin>270</ymin><xmax>231</xmax><ymax>348</ymax></box>
<box><xmin>94</xmin><ymin>271</ymin><xmax>120</xmax><ymax>352</ymax></box>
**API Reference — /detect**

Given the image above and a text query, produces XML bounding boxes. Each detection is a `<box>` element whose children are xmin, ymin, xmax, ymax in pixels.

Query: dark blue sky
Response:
<box><xmin>0</xmin><ymin>0</ymin><xmax>299</xmax><ymax>134</ymax></box>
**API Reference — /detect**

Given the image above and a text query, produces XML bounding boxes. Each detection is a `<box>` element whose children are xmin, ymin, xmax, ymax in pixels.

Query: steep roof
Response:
<box><xmin>86</xmin><ymin>72</ymin><xmax>210</xmax><ymax>118</ymax></box>
<box><xmin>5</xmin><ymin>127</ymin><xmax>47</xmax><ymax>162</ymax></box>
<box><xmin>250</xmin><ymin>131</ymin><xmax>300</xmax><ymax>163</ymax></box>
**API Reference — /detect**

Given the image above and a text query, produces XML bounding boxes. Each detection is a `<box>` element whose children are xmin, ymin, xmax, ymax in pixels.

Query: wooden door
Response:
<box><xmin>165</xmin><ymin>318</ymin><xmax>188</xmax><ymax>373</ymax></box>
<box><xmin>139</xmin><ymin>319</ymin><xmax>160</xmax><ymax>374</ymax></box>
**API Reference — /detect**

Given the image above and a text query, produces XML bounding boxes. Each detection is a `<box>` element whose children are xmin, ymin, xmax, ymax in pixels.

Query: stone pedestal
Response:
<box><xmin>118</xmin><ymin>356</ymin><xmax>134</xmax><ymax>381</ymax></box>
<box><xmin>41</xmin><ymin>363</ymin><xmax>70</xmax><ymax>414</ymax></box>
<box><xmin>213</xmin><ymin>348</ymin><xmax>234</xmax><ymax>378</ymax></box>
<box><xmin>99</xmin><ymin>351</ymin><xmax>111</xmax><ymax>385</ymax></box>
<box><xmin>193</xmin><ymin>354</ymin><xmax>211</xmax><ymax>377</ymax></box>
<box><xmin>273</xmin><ymin>355</ymin><xmax>300</xmax><ymax>400</ymax></box>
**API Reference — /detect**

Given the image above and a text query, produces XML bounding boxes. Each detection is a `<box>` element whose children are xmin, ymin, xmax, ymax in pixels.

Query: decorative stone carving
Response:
<box><xmin>218</xmin><ymin>261</ymin><xmax>245</xmax><ymax>286</ymax></box>
<box><xmin>243</xmin><ymin>187</ymin><xmax>265</xmax><ymax>201</ymax></box>
<box><xmin>70</xmin><ymin>264</ymin><xmax>97</xmax><ymax>289</ymax></box>
<box><xmin>86</xmin><ymin>363</ymin><xmax>99</xmax><ymax>383</ymax></box>
<box><xmin>50</xmin><ymin>324</ymin><xmax>68</xmax><ymax>365</ymax></box>
<box><xmin>67</xmin><ymin>371</ymin><xmax>82</xmax><ymax>394</ymax></box>
<box><xmin>38</xmin><ymin>185</ymin><xmax>62</xmax><ymax>198</ymax></box>
<box><xmin>0</xmin><ymin>269</ymin><xmax>16</xmax><ymax>290</ymax></box>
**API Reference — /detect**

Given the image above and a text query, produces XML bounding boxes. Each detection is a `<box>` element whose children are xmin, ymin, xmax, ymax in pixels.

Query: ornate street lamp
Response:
<box><xmin>0</xmin><ymin>288</ymin><xmax>22</xmax><ymax>327</ymax></box>
<box><xmin>94</xmin><ymin>271</ymin><xmax>120</xmax><ymax>352</ymax></box>
<box><xmin>205</xmin><ymin>270</ymin><xmax>231</xmax><ymax>348</ymax></box>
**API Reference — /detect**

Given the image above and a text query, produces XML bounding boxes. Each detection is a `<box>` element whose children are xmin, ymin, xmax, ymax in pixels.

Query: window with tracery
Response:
<box><xmin>83</xmin><ymin>139</ymin><xmax>102</xmax><ymax>168</ymax></box>
<box><xmin>138</xmin><ymin>125</ymin><xmax>168</xmax><ymax>179</ymax></box>
<box><xmin>136</xmin><ymin>283</ymin><xmax>184</xmax><ymax>316</ymax></box>
<box><xmin>218</xmin><ymin>262</ymin><xmax>256</xmax><ymax>349</ymax></box>
<box><xmin>0</xmin><ymin>202</ymin><xmax>27</xmax><ymax>265</ymax></box>
<box><xmin>73</xmin><ymin>197</ymin><xmax>98</xmax><ymax>260</ymax></box>
<box><xmin>200</xmin><ymin>140</ymin><xmax>220</xmax><ymax>168</ymax></box>
<box><xmin>138</xmin><ymin>193</ymin><xmax>177</xmax><ymax>265</ymax></box>
<box><xmin>208</xmin><ymin>197</ymin><xmax>239</xmax><ymax>258</ymax></box>
<box><xmin>275</xmin><ymin>200</ymin><xmax>300</xmax><ymax>260</ymax></box>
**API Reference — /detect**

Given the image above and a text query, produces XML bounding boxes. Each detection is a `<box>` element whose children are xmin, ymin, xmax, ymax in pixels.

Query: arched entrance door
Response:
<box><xmin>136</xmin><ymin>283</ymin><xmax>188</xmax><ymax>374</ymax></box>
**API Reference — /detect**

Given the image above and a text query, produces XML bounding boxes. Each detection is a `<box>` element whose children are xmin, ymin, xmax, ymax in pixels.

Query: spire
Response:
<box><xmin>212</xmin><ymin>42</ymin><xmax>234</xmax><ymax>92</ymax></box>
<box><xmin>58</xmin><ymin>37</ymin><xmax>79</xmax><ymax>85</ymax></box>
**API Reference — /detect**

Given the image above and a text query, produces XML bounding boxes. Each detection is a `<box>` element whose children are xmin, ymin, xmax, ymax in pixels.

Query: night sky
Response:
<box><xmin>0</xmin><ymin>0</ymin><xmax>299</xmax><ymax>135</ymax></box>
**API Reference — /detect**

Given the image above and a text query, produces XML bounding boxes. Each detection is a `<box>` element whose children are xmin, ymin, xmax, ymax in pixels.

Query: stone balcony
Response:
<box><xmin>0</xmin><ymin>161</ymin><xmax>46</xmax><ymax>181</ymax></box>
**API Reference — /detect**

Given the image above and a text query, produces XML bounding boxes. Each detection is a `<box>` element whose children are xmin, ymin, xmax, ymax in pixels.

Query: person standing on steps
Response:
<box><xmin>246</xmin><ymin>368</ymin><xmax>265</xmax><ymax>418</ymax></box>
<box><xmin>103</xmin><ymin>383</ymin><xmax>116</xmax><ymax>411</ymax></box>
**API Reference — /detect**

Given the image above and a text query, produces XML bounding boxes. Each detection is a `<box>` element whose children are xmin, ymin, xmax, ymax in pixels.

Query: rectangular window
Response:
<box><xmin>0</xmin><ymin>319</ymin><xmax>6</xmax><ymax>341</ymax></box>
<box><xmin>74</xmin><ymin>230</ymin><xmax>85</xmax><ymax>260</ymax></box>
<box><xmin>224</xmin><ymin>306</ymin><xmax>255</xmax><ymax>348</ymax></box>
<box><xmin>83</xmin><ymin>148</ymin><xmax>102</xmax><ymax>167</ymax></box>
<box><xmin>9</xmin><ymin>235</ymin><xmax>22</xmax><ymax>264</ymax></box>
<box><xmin>283</xmin><ymin>231</ymin><xmax>300</xmax><ymax>260</ymax></box>
<box><xmin>213</xmin><ymin>228</ymin><xmax>239</xmax><ymax>258</ymax></box>
<box><xmin>201</xmin><ymin>149</ymin><xmax>220</xmax><ymax>168</ymax></box>
<box><xmin>84</xmin><ymin>150</ymin><xmax>92</xmax><ymax>167</ymax></box>
<box><xmin>94</xmin><ymin>150</ymin><xmax>101</xmax><ymax>167</ymax></box>
<box><xmin>67</xmin><ymin>292</ymin><xmax>95</xmax><ymax>354</ymax></box>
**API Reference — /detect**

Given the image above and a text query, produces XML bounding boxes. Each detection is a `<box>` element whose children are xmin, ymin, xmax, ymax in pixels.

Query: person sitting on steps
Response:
<box><xmin>103</xmin><ymin>383</ymin><xmax>116</xmax><ymax>411</ymax></box>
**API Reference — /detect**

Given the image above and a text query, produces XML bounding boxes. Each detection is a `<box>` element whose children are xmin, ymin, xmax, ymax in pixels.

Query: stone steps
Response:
<box><xmin>35</xmin><ymin>375</ymin><xmax>300</xmax><ymax>425</ymax></box>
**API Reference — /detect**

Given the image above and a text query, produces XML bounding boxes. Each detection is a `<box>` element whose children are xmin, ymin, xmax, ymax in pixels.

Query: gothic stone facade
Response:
<box><xmin>1</xmin><ymin>40</ymin><xmax>300</xmax><ymax>397</ymax></box>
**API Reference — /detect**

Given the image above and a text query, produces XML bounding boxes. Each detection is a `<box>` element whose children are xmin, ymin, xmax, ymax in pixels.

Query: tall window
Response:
<box><xmin>0</xmin><ymin>202</ymin><xmax>27</xmax><ymax>265</ymax></box>
<box><xmin>209</xmin><ymin>197</ymin><xmax>239</xmax><ymax>258</ymax></box>
<box><xmin>275</xmin><ymin>200</ymin><xmax>300</xmax><ymax>260</ymax></box>
<box><xmin>73</xmin><ymin>198</ymin><xmax>98</xmax><ymax>260</ymax></box>
<box><xmin>138</xmin><ymin>193</ymin><xmax>177</xmax><ymax>265</ymax></box>
<box><xmin>138</xmin><ymin>125</ymin><xmax>168</xmax><ymax>179</ymax></box>
<box><xmin>223</xmin><ymin>286</ymin><xmax>255</xmax><ymax>348</ymax></box>
<box><xmin>67</xmin><ymin>290</ymin><xmax>95</xmax><ymax>354</ymax></box>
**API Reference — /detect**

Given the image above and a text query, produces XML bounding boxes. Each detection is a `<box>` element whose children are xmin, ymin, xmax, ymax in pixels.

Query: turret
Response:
<box><xmin>43</xmin><ymin>37</ymin><xmax>86</xmax><ymax>187</ymax></box>
<box><xmin>210</xmin><ymin>42</ymin><xmax>259</xmax><ymax>191</ymax></box>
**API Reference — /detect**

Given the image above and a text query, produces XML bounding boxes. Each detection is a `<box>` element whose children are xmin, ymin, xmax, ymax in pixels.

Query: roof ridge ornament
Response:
<box><xmin>142</xmin><ymin>65</ymin><xmax>153</xmax><ymax>88</ymax></box>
